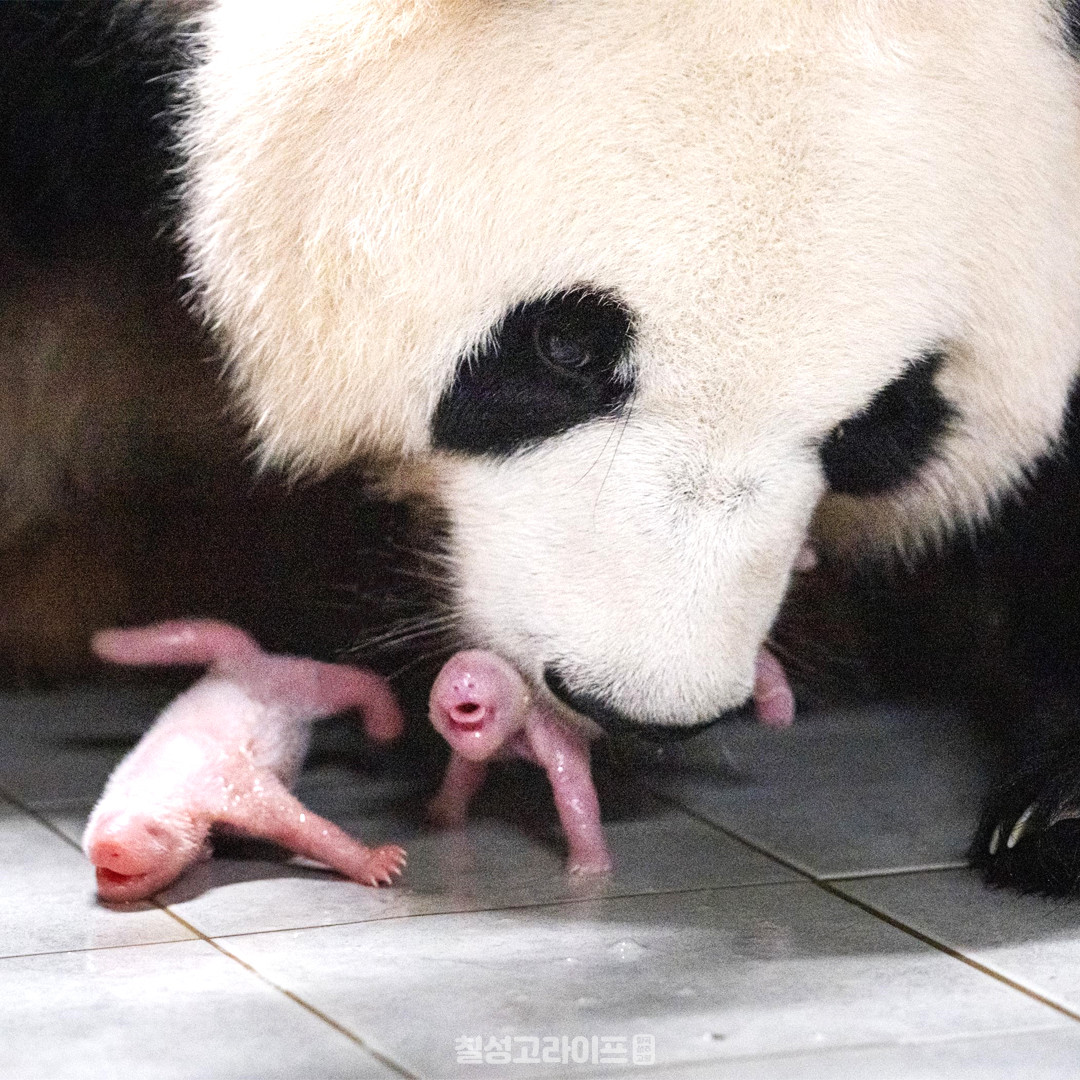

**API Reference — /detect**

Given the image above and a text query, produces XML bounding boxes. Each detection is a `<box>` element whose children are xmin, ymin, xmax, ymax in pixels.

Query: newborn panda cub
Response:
<box><xmin>170</xmin><ymin>0</ymin><xmax>1080</xmax><ymax>895</ymax></box>
<box><xmin>83</xmin><ymin>622</ymin><xmax>408</xmax><ymax>902</ymax></box>
<box><xmin>84</xmin><ymin>620</ymin><xmax>796</xmax><ymax>896</ymax></box>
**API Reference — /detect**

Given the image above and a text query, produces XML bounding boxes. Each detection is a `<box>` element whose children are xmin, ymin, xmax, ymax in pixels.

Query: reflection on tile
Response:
<box><xmin>38</xmin><ymin>771</ymin><xmax>795</xmax><ymax>939</ymax></box>
<box><xmin>0</xmin><ymin>798</ymin><xmax>192</xmax><ymax>959</ymax></box>
<box><xmin>838</xmin><ymin>868</ymin><xmax>1080</xmax><ymax>1015</ymax></box>
<box><xmin>9</xmin><ymin>682</ymin><xmax>1080</xmax><ymax>1080</ymax></box>
<box><xmin>622</xmin><ymin>1028</ymin><xmax>1080</xmax><ymax>1080</ymax></box>
<box><xmin>162</xmin><ymin>794</ymin><xmax>793</xmax><ymax>938</ymax></box>
<box><xmin>223</xmin><ymin>883</ymin><xmax>1066</xmax><ymax>1078</ymax></box>
<box><xmin>651</xmin><ymin>705</ymin><xmax>985</xmax><ymax>877</ymax></box>
<box><xmin>0</xmin><ymin>939</ymin><xmax>399</xmax><ymax>1080</ymax></box>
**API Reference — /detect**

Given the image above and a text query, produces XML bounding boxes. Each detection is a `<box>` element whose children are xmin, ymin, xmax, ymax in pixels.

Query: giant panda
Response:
<box><xmin>134</xmin><ymin>0</ymin><xmax>1080</xmax><ymax>892</ymax></box>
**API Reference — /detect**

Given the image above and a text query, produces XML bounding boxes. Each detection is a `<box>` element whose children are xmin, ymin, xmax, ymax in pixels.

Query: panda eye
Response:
<box><xmin>819</xmin><ymin>351</ymin><xmax>957</xmax><ymax>497</ymax></box>
<box><xmin>533</xmin><ymin>320</ymin><xmax>592</xmax><ymax>375</ymax></box>
<box><xmin>432</xmin><ymin>287</ymin><xmax>636</xmax><ymax>456</ymax></box>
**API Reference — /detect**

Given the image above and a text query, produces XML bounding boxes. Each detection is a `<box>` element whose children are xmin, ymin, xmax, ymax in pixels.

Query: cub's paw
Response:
<box><xmin>970</xmin><ymin>756</ymin><xmax>1080</xmax><ymax>895</ymax></box>
<box><xmin>358</xmin><ymin>844</ymin><xmax>408</xmax><ymax>887</ymax></box>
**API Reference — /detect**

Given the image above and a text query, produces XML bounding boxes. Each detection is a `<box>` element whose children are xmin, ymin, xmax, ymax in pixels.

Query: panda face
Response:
<box><xmin>182</xmin><ymin>0</ymin><xmax>1080</xmax><ymax>730</ymax></box>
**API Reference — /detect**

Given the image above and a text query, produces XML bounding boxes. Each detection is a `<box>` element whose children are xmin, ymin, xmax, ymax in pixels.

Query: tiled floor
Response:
<box><xmin>3</xmin><ymin>686</ymin><xmax>1080</xmax><ymax>1079</ymax></box>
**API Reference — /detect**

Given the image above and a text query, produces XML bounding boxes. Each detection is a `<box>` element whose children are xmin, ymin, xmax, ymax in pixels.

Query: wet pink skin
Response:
<box><xmin>751</xmin><ymin>540</ymin><xmax>814</xmax><ymax>730</ymax></box>
<box><xmin>427</xmin><ymin>650</ymin><xmax>614</xmax><ymax>875</ymax></box>
<box><xmin>85</xmin><ymin>605</ymin><xmax>798</xmax><ymax>898</ymax></box>
<box><xmin>83</xmin><ymin>620</ymin><xmax>407</xmax><ymax>903</ymax></box>
<box><xmin>754</xmin><ymin>647</ymin><xmax>795</xmax><ymax>730</ymax></box>
<box><xmin>426</xmin><ymin>646</ymin><xmax>797</xmax><ymax>875</ymax></box>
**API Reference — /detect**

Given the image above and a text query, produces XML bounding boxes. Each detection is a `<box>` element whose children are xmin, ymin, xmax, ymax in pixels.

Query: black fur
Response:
<box><xmin>1063</xmin><ymin>0</ymin><xmax>1080</xmax><ymax>58</ymax></box>
<box><xmin>971</xmin><ymin>753</ymin><xmax>1080</xmax><ymax>896</ymax></box>
<box><xmin>807</xmin><ymin>376</ymin><xmax>1080</xmax><ymax>896</ymax></box>
<box><xmin>543</xmin><ymin>667</ymin><xmax>722</xmax><ymax>741</ymax></box>
<box><xmin>819</xmin><ymin>352</ymin><xmax>957</xmax><ymax>497</ymax></box>
<box><xmin>969</xmin><ymin>384</ymin><xmax>1080</xmax><ymax>894</ymax></box>
<box><xmin>963</xmin><ymin>404</ymin><xmax>1080</xmax><ymax>894</ymax></box>
<box><xmin>431</xmin><ymin>288</ymin><xmax>635</xmax><ymax>456</ymax></box>
<box><xmin>0</xmin><ymin>0</ymin><xmax>187</xmax><ymax>256</ymax></box>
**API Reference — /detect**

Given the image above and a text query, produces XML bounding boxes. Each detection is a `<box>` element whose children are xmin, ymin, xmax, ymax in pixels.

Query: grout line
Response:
<box><xmin>148</xmin><ymin>907</ymin><xmax>420</xmax><ymax>1080</ymax></box>
<box><xmin>1</xmin><ymin>781</ymin><xmax>419</xmax><ymax>1075</ymax></box>
<box><xmin>199</xmin><ymin>870</ymin><xmax>808</xmax><ymax>938</ymax></box>
<box><xmin>650</xmin><ymin>786</ymin><xmax>1080</xmax><ymax>1025</ymax></box>
<box><xmin>822</xmin><ymin>863</ymin><xmax>969</xmax><ymax>883</ymax></box>
<box><xmin>0</xmin><ymin>784</ymin><xmax>89</xmax><ymax>851</ymax></box>
<box><xmin>819</xmin><ymin>882</ymin><xmax>1080</xmax><ymax>1024</ymax></box>
<box><xmin>647</xmin><ymin>786</ymin><xmax>815</xmax><ymax>879</ymax></box>
<box><xmin>10</xmin><ymin>763</ymin><xmax>1079</xmax><ymax>1042</ymax></box>
<box><xmin>0</xmin><ymin>937</ymin><xmax>196</xmax><ymax>965</ymax></box>
<box><xmin>649</xmin><ymin>785</ymin><xmax>964</xmax><ymax>883</ymax></box>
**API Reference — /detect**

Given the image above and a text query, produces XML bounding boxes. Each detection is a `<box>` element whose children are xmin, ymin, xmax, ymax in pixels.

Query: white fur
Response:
<box><xmin>179</xmin><ymin>0</ymin><xmax>1080</xmax><ymax>726</ymax></box>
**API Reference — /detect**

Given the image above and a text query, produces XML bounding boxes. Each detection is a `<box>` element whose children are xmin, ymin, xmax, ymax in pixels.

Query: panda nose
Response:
<box><xmin>542</xmin><ymin>667</ymin><xmax>722</xmax><ymax>742</ymax></box>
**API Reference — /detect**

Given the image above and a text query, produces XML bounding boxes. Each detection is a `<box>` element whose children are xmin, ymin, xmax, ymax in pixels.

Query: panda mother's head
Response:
<box><xmin>181</xmin><ymin>0</ymin><xmax>1080</xmax><ymax>733</ymax></box>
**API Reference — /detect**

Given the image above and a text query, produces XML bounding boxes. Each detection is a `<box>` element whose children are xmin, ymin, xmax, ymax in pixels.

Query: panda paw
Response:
<box><xmin>970</xmin><ymin>755</ymin><xmax>1080</xmax><ymax>896</ymax></box>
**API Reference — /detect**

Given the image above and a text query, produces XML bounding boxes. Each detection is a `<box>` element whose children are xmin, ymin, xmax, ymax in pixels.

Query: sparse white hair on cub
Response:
<box><xmin>179</xmin><ymin>0</ymin><xmax>1080</xmax><ymax>729</ymax></box>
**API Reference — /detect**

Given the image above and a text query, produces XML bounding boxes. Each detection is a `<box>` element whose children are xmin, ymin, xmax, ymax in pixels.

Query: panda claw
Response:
<box><xmin>1006</xmin><ymin>803</ymin><xmax>1037</xmax><ymax>850</ymax></box>
<box><xmin>971</xmin><ymin>753</ymin><xmax>1080</xmax><ymax>895</ymax></box>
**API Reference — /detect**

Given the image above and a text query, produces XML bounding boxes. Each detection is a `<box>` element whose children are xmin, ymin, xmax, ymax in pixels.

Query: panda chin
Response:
<box><xmin>541</xmin><ymin>667</ymin><xmax>730</xmax><ymax>741</ymax></box>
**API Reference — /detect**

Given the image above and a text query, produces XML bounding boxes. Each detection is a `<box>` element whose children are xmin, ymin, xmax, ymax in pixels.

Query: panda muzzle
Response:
<box><xmin>542</xmin><ymin>667</ymin><xmax>726</xmax><ymax>742</ymax></box>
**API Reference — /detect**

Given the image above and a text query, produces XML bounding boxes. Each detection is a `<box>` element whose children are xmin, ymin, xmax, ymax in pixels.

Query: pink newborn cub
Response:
<box><xmin>427</xmin><ymin>647</ymin><xmax>796</xmax><ymax>876</ymax></box>
<box><xmin>427</xmin><ymin>650</ymin><xmax>614</xmax><ymax>874</ymax></box>
<box><xmin>83</xmin><ymin>620</ymin><xmax>797</xmax><ymax>898</ymax></box>
<box><xmin>84</xmin><ymin>620</ymin><xmax>408</xmax><ymax>902</ymax></box>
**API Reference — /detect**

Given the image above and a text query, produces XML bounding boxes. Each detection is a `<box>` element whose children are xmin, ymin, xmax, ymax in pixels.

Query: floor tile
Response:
<box><xmin>38</xmin><ymin>772</ymin><xmax>795</xmax><ymax>939</ymax></box>
<box><xmin>0</xmin><ymin>797</ymin><xmax>193</xmax><ymax>959</ymax></box>
<box><xmin>221</xmin><ymin>882</ymin><xmax>1067</xmax><ymax>1078</ymax></box>
<box><xmin>838</xmin><ymin>868</ymin><xmax>1080</xmax><ymax>1015</ymax></box>
<box><xmin>168</xmin><ymin>806</ymin><xmax>793</xmax><ymax>938</ymax></box>
<box><xmin>7</xmin><ymin>683</ymin><xmax>1071</xmax><ymax>1080</ymax></box>
<box><xmin>651</xmin><ymin>705</ymin><xmax>985</xmax><ymax>877</ymax></box>
<box><xmin>621</xmin><ymin>1028</ymin><xmax>1080</xmax><ymax>1079</ymax></box>
<box><xmin>0</xmin><ymin>939</ymin><xmax>400</xmax><ymax>1080</ymax></box>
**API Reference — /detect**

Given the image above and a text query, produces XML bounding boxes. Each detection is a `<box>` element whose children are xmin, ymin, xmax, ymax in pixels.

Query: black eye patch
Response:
<box><xmin>1065</xmin><ymin>0</ymin><xmax>1080</xmax><ymax>57</ymax></box>
<box><xmin>819</xmin><ymin>351</ymin><xmax>957</xmax><ymax>497</ymax></box>
<box><xmin>431</xmin><ymin>288</ymin><xmax>635</xmax><ymax>456</ymax></box>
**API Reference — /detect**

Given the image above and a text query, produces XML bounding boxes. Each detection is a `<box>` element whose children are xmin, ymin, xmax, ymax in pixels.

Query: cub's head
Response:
<box><xmin>180</xmin><ymin>0</ymin><xmax>1080</xmax><ymax>734</ymax></box>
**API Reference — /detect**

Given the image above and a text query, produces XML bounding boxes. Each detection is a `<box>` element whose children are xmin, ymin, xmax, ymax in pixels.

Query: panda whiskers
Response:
<box><xmin>382</xmin><ymin>642</ymin><xmax>460</xmax><ymax>683</ymax></box>
<box><xmin>345</xmin><ymin>612</ymin><xmax>459</xmax><ymax>656</ymax></box>
<box><xmin>569</xmin><ymin>406</ymin><xmax>626</xmax><ymax>489</ymax></box>
<box><xmin>290</xmin><ymin>528</ymin><xmax>461</xmax><ymax>681</ymax></box>
<box><xmin>592</xmin><ymin>398</ymin><xmax>636</xmax><ymax>521</ymax></box>
<box><xmin>765</xmin><ymin>621</ymin><xmax>864</xmax><ymax>702</ymax></box>
<box><xmin>762</xmin><ymin>634</ymin><xmax>808</xmax><ymax>685</ymax></box>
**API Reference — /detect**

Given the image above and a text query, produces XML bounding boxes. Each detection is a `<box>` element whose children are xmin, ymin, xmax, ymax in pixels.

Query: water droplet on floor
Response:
<box><xmin>608</xmin><ymin>939</ymin><xmax>647</xmax><ymax>961</ymax></box>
